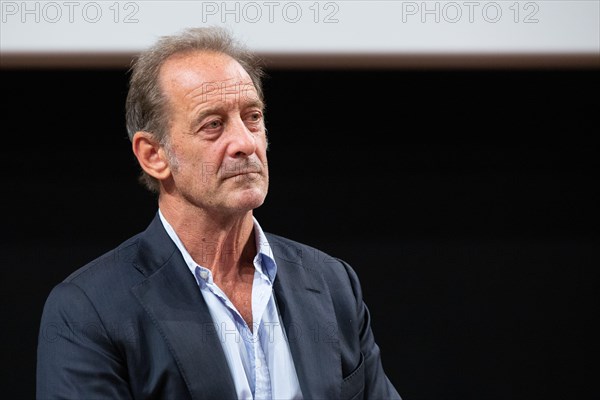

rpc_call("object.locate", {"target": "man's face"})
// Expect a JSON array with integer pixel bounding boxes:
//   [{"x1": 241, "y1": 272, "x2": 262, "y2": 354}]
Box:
[{"x1": 158, "y1": 51, "x2": 269, "y2": 216}]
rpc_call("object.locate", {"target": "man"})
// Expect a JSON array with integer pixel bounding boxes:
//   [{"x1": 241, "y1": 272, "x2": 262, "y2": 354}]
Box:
[{"x1": 36, "y1": 26, "x2": 401, "y2": 400}]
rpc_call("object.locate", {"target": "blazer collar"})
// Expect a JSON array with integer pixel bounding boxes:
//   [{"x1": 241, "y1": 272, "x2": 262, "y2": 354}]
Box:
[
  {"x1": 268, "y1": 233, "x2": 342, "y2": 400},
  {"x1": 131, "y1": 213, "x2": 178, "y2": 278},
  {"x1": 131, "y1": 214, "x2": 237, "y2": 400}
]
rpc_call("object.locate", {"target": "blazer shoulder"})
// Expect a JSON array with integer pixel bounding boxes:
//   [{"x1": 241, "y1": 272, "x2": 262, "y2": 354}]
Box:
[
  {"x1": 265, "y1": 232, "x2": 337, "y2": 263},
  {"x1": 264, "y1": 231, "x2": 356, "y2": 283},
  {"x1": 61, "y1": 232, "x2": 144, "y2": 291}
]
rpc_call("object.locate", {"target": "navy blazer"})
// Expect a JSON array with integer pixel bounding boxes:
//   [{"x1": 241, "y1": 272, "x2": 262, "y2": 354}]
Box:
[{"x1": 37, "y1": 214, "x2": 401, "y2": 400}]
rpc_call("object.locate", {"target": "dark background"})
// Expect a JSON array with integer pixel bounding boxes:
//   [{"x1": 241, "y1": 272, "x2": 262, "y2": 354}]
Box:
[{"x1": 2, "y1": 67, "x2": 598, "y2": 399}]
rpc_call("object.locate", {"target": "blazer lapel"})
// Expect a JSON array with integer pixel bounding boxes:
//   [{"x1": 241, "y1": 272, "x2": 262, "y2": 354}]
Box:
[
  {"x1": 131, "y1": 215, "x2": 237, "y2": 400},
  {"x1": 270, "y1": 235, "x2": 342, "y2": 400}
]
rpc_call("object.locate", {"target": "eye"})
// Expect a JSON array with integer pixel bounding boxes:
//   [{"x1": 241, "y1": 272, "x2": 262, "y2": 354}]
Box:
[
  {"x1": 248, "y1": 112, "x2": 261, "y2": 121},
  {"x1": 203, "y1": 119, "x2": 223, "y2": 131},
  {"x1": 245, "y1": 111, "x2": 263, "y2": 125},
  {"x1": 244, "y1": 112, "x2": 263, "y2": 132}
]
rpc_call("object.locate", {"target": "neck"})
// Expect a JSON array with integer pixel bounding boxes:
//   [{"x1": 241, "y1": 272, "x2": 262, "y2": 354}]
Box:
[{"x1": 159, "y1": 198, "x2": 257, "y2": 279}]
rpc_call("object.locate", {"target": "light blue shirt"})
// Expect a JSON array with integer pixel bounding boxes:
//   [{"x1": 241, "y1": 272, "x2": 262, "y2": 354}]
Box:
[{"x1": 159, "y1": 210, "x2": 303, "y2": 400}]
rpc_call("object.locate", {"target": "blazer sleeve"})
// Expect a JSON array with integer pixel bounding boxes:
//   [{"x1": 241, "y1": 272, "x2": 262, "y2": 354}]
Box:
[
  {"x1": 36, "y1": 282, "x2": 133, "y2": 400},
  {"x1": 339, "y1": 258, "x2": 402, "y2": 400}
]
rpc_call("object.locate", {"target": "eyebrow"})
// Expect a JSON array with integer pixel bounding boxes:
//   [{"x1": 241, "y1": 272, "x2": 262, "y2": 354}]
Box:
[{"x1": 191, "y1": 99, "x2": 265, "y2": 130}]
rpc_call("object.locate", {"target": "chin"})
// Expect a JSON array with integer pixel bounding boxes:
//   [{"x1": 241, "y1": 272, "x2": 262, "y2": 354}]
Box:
[{"x1": 231, "y1": 189, "x2": 268, "y2": 211}]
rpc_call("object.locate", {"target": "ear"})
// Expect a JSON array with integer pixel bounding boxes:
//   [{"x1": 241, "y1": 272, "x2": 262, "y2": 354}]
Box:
[{"x1": 132, "y1": 132, "x2": 171, "y2": 181}]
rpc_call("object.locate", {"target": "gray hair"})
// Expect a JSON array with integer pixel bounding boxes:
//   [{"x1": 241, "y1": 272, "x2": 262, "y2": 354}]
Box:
[{"x1": 125, "y1": 26, "x2": 265, "y2": 193}]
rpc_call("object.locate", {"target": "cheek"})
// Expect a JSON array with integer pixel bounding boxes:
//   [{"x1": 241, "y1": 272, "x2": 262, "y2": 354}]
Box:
[
  {"x1": 171, "y1": 140, "x2": 200, "y2": 167},
  {"x1": 181, "y1": 148, "x2": 220, "y2": 180},
  {"x1": 257, "y1": 135, "x2": 269, "y2": 153}
]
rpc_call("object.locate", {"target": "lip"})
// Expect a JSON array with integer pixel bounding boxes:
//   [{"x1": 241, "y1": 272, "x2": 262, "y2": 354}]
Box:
[{"x1": 222, "y1": 170, "x2": 262, "y2": 179}]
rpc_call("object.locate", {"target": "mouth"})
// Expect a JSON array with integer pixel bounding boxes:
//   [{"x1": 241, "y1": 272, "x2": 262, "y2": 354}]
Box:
[
  {"x1": 221, "y1": 161, "x2": 265, "y2": 180},
  {"x1": 222, "y1": 170, "x2": 262, "y2": 180}
]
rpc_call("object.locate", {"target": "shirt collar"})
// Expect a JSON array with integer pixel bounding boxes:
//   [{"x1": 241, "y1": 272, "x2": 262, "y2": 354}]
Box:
[
  {"x1": 252, "y1": 217, "x2": 277, "y2": 282},
  {"x1": 158, "y1": 210, "x2": 277, "y2": 283}
]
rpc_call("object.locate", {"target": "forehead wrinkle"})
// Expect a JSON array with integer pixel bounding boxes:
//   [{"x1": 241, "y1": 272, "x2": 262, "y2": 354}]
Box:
[
  {"x1": 186, "y1": 77, "x2": 257, "y2": 102},
  {"x1": 184, "y1": 78, "x2": 261, "y2": 118}
]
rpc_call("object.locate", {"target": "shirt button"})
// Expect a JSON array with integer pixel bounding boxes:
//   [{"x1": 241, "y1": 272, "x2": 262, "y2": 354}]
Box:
[{"x1": 199, "y1": 270, "x2": 209, "y2": 280}]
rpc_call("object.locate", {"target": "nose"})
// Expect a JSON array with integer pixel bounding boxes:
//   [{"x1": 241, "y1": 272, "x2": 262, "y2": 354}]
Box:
[{"x1": 226, "y1": 117, "x2": 257, "y2": 158}]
